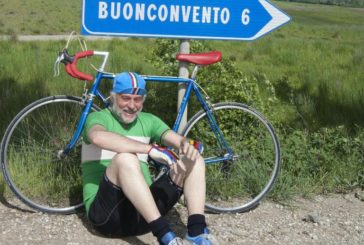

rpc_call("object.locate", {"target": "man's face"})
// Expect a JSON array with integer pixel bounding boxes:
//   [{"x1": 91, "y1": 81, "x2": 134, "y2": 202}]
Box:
[{"x1": 112, "y1": 93, "x2": 144, "y2": 124}]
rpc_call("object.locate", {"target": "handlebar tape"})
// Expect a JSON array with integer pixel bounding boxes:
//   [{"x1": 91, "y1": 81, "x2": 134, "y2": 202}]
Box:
[
  {"x1": 65, "y1": 50, "x2": 94, "y2": 81},
  {"x1": 65, "y1": 63, "x2": 78, "y2": 78}
]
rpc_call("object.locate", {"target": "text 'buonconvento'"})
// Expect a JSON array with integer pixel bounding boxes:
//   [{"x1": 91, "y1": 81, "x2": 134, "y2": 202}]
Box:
[{"x1": 98, "y1": 1, "x2": 251, "y2": 26}]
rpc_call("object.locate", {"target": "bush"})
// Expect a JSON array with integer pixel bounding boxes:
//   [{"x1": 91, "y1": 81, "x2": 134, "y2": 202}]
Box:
[{"x1": 272, "y1": 126, "x2": 364, "y2": 200}]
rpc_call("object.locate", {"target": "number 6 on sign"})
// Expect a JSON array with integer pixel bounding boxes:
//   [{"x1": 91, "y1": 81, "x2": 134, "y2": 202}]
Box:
[{"x1": 241, "y1": 9, "x2": 250, "y2": 25}]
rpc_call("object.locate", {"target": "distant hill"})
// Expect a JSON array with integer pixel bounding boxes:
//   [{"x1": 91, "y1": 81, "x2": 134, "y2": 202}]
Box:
[{"x1": 277, "y1": 0, "x2": 364, "y2": 8}]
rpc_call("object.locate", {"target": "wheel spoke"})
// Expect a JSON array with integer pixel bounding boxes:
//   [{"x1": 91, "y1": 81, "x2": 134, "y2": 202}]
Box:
[{"x1": 1, "y1": 96, "x2": 99, "y2": 214}]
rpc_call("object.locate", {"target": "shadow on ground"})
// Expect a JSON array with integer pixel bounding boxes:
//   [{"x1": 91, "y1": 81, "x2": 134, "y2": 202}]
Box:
[{"x1": 76, "y1": 206, "x2": 185, "y2": 244}]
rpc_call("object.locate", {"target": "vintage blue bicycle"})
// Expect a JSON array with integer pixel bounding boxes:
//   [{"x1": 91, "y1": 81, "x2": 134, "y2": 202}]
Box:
[{"x1": 0, "y1": 39, "x2": 280, "y2": 214}]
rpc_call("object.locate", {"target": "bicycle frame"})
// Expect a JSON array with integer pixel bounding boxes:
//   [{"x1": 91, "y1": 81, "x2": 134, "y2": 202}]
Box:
[{"x1": 60, "y1": 69, "x2": 232, "y2": 165}]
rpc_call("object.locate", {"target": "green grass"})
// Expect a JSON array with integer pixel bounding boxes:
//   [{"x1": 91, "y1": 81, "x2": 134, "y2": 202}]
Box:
[
  {"x1": 3, "y1": 142, "x2": 83, "y2": 207},
  {"x1": 0, "y1": 1, "x2": 80, "y2": 35}
]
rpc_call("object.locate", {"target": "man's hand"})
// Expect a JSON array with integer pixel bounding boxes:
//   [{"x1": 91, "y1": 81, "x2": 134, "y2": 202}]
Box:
[
  {"x1": 148, "y1": 144, "x2": 179, "y2": 166},
  {"x1": 180, "y1": 139, "x2": 203, "y2": 162},
  {"x1": 189, "y1": 140, "x2": 204, "y2": 154}
]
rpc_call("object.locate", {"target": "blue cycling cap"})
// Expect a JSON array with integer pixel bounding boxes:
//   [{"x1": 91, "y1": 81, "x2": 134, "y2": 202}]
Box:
[{"x1": 112, "y1": 72, "x2": 147, "y2": 95}]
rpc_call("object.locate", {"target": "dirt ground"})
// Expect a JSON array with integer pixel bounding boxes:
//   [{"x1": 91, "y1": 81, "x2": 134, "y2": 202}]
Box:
[{"x1": 0, "y1": 191, "x2": 363, "y2": 244}]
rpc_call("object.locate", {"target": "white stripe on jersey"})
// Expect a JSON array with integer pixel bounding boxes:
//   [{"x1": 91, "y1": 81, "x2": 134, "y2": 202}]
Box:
[{"x1": 81, "y1": 136, "x2": 150, "y2": 163}]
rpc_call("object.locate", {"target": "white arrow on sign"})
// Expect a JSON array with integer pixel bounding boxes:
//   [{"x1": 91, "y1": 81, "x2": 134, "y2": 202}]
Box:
[{"x1": 252, "y1": 0, "x2": 291, "y2": 40}]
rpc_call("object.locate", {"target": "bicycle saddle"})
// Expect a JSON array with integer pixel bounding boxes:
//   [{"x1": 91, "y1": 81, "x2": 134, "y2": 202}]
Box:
[{"x1": 176, "y1": 51, "x2": 222, "y2": 65}]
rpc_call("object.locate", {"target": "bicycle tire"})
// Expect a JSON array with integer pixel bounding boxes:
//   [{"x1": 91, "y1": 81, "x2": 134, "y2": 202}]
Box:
[
  {"x1": 0, "y1": 95, "x2": 100, "y2": 214},
  {"x1": 182, "y1": 102, "x2": 280, "y2": 213}
]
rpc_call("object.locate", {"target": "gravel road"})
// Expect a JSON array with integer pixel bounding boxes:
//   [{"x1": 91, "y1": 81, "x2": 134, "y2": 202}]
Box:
[{"x1": 1, "y1": 191, "x2": 363, "y2": 244}]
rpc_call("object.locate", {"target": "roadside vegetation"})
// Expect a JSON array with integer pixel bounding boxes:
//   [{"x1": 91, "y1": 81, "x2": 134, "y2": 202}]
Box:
[{"x1": 0, "y1": 1, "x2": 363, "y2": 203}]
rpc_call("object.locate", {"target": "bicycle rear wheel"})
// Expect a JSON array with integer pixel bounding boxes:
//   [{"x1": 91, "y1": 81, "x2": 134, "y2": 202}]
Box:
[
  {"x1": 182, "y1": 102, "x2": 280, "y2": 213},
  {"x1": 0, "y1": 95, "x2": 100, "y2": 214}
]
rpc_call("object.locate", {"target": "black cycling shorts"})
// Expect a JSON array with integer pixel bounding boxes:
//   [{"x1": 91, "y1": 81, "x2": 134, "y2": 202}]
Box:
[{"x1": 88, "y1": 171, "x2": 183, "y2": 237}]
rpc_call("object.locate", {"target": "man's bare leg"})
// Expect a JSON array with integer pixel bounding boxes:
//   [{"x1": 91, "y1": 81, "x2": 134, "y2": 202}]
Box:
[
  {"x1": 169, "y1": 155, "x2": 206, "y2": 215},
  {"x1": 105, "y1": 153, "x2": 185, "y2": 244},
  {"x1": 105, "y1": 153, "x2": 161, "y2": 222}
]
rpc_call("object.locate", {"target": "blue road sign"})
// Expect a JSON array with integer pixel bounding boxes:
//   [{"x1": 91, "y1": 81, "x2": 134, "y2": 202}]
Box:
[{"x1": 81, "y1": 0, "x2": 290, "y2": 41}]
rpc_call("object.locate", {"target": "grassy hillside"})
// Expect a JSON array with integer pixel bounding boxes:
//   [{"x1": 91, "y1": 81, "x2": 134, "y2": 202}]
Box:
[
  {"x1": 0, "y1": 0, "x2": 81, "y2": 34},
  {"x1": 277, "y1": 0, "x2": 364, "y2": 8}
]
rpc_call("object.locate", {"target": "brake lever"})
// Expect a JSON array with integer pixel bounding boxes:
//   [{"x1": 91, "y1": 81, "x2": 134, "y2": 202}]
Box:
[
  {"x1": 53, "y1": 49, "x2": 75, "y2": 77},
  {"x1": 53, "y1": 52, "x2": 64, "y2": 77}
]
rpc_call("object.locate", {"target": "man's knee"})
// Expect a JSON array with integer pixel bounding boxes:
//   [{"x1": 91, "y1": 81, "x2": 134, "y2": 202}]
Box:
[
  {"x1": 106, "y1": 153, "x2": 141, "y2": 179},
  {"x1": 113, "y1": 152, "x2": 138, "y2": 164},
  {"x1": 185, "y1": 155, "x2": 205, "y2": 172},
  {"x1": 169, "y1": 155, "x2": 205, "y2": 186}
]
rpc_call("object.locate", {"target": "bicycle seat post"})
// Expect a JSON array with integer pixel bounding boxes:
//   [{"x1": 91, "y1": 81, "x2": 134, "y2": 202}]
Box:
[{"x1": 191, "y1": 65, "x2": 200, "y2": 80}]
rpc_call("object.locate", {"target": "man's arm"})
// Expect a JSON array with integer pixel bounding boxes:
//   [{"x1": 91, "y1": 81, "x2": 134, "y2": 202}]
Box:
[
  {"x1": 87, "y1": 124, "x2": 150, "y2": 154},
  {"x1": 88, "y1": 125, "x2": 183, "y2": 166}
]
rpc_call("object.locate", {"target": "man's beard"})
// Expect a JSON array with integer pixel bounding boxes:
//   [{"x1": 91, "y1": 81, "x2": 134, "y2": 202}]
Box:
[{"x1": 111, "y1": 103, "x2": 142, "y2": 124}]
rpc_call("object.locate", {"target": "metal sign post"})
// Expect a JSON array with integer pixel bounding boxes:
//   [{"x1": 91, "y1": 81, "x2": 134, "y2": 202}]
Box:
[{"x1": 177, "y1": 40, "x2": 190, "y2": 133}]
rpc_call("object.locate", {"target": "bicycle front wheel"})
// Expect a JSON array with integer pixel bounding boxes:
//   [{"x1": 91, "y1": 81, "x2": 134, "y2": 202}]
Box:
[
  {"x1": 182, "y1": 102, "x2": 280, "y2": 213},
  {"x1": 0, "y1": 95, "x2": 99, "y2": 214}
]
